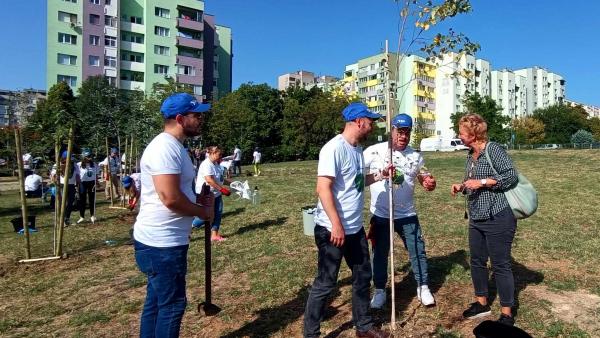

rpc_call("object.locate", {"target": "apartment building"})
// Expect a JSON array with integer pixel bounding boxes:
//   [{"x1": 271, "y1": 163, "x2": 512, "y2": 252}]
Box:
[
  {"x1": 0, "y1": 89, "x2": 47, "y2": 127},
  {"x1": 47, "y1": 0, "x2": 232, "y2": 101},
  {"x1": 565, "y1": 99, "x2": 600, "y2": 118},
  {"x1": 490, "y1": 69, "x2": 528, "y2": 118},
  {"x1": 277, "y1": 71, "x2": 338, "y2": 91},
  {"x1": 396, "y1": 54, "x2": 436, "y2": 136},
  {"x1": 514, "y1": 66, "x2": 565, "y2": 114}
]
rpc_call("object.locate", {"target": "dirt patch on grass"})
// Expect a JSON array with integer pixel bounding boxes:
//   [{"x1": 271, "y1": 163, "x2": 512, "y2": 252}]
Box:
[{"x1": 526, "y1": 285, "x2": 600, "y2": 336}]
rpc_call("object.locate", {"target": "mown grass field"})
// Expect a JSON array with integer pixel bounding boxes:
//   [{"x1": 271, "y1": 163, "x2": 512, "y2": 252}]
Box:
[{"x1": 0, "y1": 149, "x2": 599, "y2": 337}]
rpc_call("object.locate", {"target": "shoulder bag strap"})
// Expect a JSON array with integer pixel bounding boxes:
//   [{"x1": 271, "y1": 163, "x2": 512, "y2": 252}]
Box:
[{"x1": 483, "y1": 142, "x2": 500, "y2": 176}]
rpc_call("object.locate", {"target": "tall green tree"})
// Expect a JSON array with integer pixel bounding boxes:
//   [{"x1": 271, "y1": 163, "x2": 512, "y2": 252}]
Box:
[
  {"x1": 533, "y1": 104, "x2": 589, "y2": 143},
  {"x1": 204, "y1": 83, "x2": 283, "y2": 162},
  {"x1": 588, "y1": 117, "x2": 600, "y2": 141},
  {"x1": 26, "y1": 81, "x2": 76, "y2": 156},
  {"x1": 281, "y1": 87, "x2": 349, "y2": 160},
  {"x1": 511, "y1": 117, "x2": 545, "y2": 145},
  {"x1": 74, "y1": 76, "x2": 122, "y2": 153},
  {"x1": 450, "y1": 93, "x2": 510, "y2": 143}
]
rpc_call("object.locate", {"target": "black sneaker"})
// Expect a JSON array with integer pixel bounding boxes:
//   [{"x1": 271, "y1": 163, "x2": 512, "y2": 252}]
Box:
[
  {"x1": 497, "y1": 313, "x2": 515, "y2": 326},
  {"x1": 463, "y1": 302, "x2": 491, "y2": 319}
]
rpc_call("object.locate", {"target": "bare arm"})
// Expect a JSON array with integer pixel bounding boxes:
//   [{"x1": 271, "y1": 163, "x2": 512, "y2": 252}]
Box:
[
  {"x1": 204, "y1": 175, "x2": 222, "y2": 190},
  {"x1": 316, "y1": 176, "x2": 344, "y2": 247},
  {"x1": 153, "y1": 174, "x2": 212, "y2": 219}
]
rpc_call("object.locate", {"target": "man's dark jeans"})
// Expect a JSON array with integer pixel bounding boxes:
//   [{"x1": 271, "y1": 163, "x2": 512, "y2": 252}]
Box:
[
  {"x1": 304, "y1": 225, "x2": 373, "y2": 337},
  {"x1": 469, "y1": 207, "x2": 517, "y2": 307},
  {"x1": 134, "y1": 240, "x2": 189, "y2": 338}
]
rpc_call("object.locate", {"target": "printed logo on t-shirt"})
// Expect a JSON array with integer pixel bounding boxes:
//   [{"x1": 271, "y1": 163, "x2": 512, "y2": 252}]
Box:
[{"x1": 354, "y1": 170, "x2": 364, "y2": 192}]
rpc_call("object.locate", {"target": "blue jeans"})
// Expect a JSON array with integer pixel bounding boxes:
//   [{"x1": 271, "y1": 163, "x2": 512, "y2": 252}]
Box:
[
  {"x1": 304, "y1": 225, "x2": 373, "y2": 337},
  {"x1": 134, "y1": 240, "x2": 189, "y2": 338},
  {"x1": 469, "y1": 207, "x2": 516, "y2": 307},
  {"x1": 211, "y1": 195, "x2": 223, "y2": 232},
  {"x1": 371, "y1": 215, "x2": 429, "y2": 289}
]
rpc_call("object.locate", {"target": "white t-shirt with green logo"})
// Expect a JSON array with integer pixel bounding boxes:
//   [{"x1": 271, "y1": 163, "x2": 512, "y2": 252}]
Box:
[
  {"x1": 314, "y1": 134, "x2": 366, "y2": 235},
  {"x1": 363, "y1": 142, "x2": 424, "y2": 219}
]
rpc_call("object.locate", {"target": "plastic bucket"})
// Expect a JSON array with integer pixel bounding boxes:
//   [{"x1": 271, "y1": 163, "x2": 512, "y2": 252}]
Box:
[{"x1": 302, "y1": 207, "x2": 316, "y2": 236}]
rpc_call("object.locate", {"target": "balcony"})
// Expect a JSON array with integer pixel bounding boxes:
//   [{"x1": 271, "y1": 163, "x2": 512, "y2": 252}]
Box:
[
  {"x1": 121, "y1": 21, "x2": 145, "y2": 34},
  {"x1": 120, "y1": 80, "x2": 144, "y2": 91},
  {"x1": 177, "y1": 18, "x2": 203, "y2": 31},
  {"x1": 176, "y1": 74, "x2": 203, "y2": 85},
  {"x1": 121, "y1": 60, "x2": 145, "y2": 72},
  {"x1": 176, "y1": 55, "x2": 203, "y2": 69},
  {"x1": 176, "y1": 36, "x2": 203, "y2": 50},
  {"x1": 121, "y1": 41, "x2": 145, "y2": 53}
]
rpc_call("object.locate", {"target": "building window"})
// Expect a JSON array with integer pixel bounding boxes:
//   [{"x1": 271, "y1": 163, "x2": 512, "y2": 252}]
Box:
[
  {"x1": 154, "y1": 64, "x2": 169, "y2": 75},
  {"x1": 89, "y1": 35, "x2": 99, "y2": 45},
  {"x1": 57, "y1": 53, "x2": 77, "y2": 65},
  {"x1": 155, "y1": 7, "x2": 170, "y2": 18},
  {"x1": 154, "y1": 26, "x2": 170, "y2": 37},
  {"x1": 177, "y1": 65, "x2": 195, "y2": 76},
  {"x1": 122, "y1": 53, "x2": 143, "y2": 63},
  {"x1": 104, "y1": 56, "x2": 117, "y2": 68},
  {"x1": 104, "y1": 15, "x2": 117, "y2": 27},
  {"x1": 58, "y1": 11, "x2": 77, "y2": 23},
  {"x1": 57, "y1": 75, "x2": 77, "y2": 87},
  {"x1": 193, "y1": 85, "x2": 202, "y2": 95},
  {"x1": 154, "y1": 45, "x2": 170, "y2": 55},
  {"x1": 105, "y1": 0, "x2": 111, "y2": 5},
  {"x1": 129, "y1": 16, "x2": 142, "y2": 24},
  {"x1": 104, "y1": 36, "x2": 117, "y2": 47},
  {"x1": 106, "y1": 76, "x2": 116, "y2": 86},
  {"x1": 89, "y1": 14, "x2": 100, "y2": 25},
  {"x1": 58, "y1": 33, "x2": 77, "y2": 44},
  {"x1": 89, "y1": 55, "x2": 100, "y2": 66},
  {"x1": 122, "y1": 33, "x2": 144, "y2": 44},
  {"x1": 89, "y1": 0, "x2": 100, "y2": 4},
  {"x1": 62, "y1": 0, "x2": 77, "y2": 3}
]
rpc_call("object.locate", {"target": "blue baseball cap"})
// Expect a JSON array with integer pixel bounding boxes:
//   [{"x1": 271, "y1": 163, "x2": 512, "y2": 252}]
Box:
[
  {"x1": 392, "y1": 113, "x2": 413, "y2": 129},
  {"x1": 61, "y1": 150, "x2": 73, "y2": 159},
  {"x1": 160, "y1": 93, "x2": 211, "y2": 118},
  {"x1": 342, "y1": 102, "x2": 383, "y2": 121},
  {"x1": 122, "y1": 175, "x2": 133, "y2": 189}
]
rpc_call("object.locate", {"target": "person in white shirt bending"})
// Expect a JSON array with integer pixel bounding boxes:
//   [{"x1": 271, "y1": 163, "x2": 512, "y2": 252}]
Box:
[
  {"x1": 24, "y1": 170, "x2": 43, "y2": 198},
  {"x1": 195, "y1": 146, "x2": 232, "y2": 241}
]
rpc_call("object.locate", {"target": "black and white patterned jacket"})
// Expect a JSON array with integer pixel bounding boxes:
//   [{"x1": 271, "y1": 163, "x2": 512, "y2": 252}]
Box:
[{"x1": 463, "y1": 142, "x2": 518, "y2": 221}]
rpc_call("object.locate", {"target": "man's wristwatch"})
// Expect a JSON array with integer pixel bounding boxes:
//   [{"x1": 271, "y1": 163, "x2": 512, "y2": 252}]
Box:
[{"x1": 480, "y1": 178, "x2": 488, "y2": 187}]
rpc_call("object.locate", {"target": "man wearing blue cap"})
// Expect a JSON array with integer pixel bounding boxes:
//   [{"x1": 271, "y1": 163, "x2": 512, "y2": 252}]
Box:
[
  {"x1": 304, "y1": 102, "x2": 390, "y2": 338},
  {"x1": 133, "y1": 93, "x2": 214, "y2": 338},
  {"x1": 363, "y1": 113, "x2": 437, "y2": 309}
]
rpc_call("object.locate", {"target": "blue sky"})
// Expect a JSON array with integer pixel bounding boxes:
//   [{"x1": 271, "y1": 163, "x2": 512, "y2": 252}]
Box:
[{"x1": 1, "y1": 0, "x2": 598, "y2": 106}]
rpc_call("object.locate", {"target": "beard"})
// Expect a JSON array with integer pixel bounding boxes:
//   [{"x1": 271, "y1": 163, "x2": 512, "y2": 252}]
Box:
[{"x1": 182, "y1": 121, "x2": 202, "y2": 137}]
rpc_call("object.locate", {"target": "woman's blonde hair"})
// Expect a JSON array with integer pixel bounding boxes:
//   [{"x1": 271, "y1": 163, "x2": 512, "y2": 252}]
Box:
[{"x1": 459, "y1": 113, "x2": 488, "y2": 142}]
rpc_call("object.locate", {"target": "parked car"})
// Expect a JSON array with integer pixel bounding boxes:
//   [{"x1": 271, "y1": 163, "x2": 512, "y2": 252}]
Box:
[
  {"x1": 536, "y1": 144, "x2": 559, "y2": 150},
  {"x1": 420, "y1": 137, "x2": 468, "y2": 151}
]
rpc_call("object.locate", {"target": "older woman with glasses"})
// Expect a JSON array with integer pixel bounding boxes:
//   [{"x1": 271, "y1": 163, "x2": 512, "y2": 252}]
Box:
[{"x1": 450, "y1": 113, "x2": 519, "y2": 326}]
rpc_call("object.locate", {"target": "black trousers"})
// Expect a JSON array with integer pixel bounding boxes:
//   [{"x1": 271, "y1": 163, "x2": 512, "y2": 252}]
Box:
[
  {"x1": 304, "y1": 225, "x2": 373, "y2": 337},
  {"x1": 469, "y1": 207, "x2": 517, "y2": 307},
  {"x1": 79, "y1": 181, "x2": 96, "y2": 217}
]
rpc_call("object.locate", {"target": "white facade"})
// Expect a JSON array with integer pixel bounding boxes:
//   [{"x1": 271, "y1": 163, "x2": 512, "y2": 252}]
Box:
[
  {"x1": 514, "y1": 67, "x2": 565, "y2": 114},
  {"x1": 277, "y1": 70, "x2": 316, "y2": 91},
  {"x1": 565, "y1": 99, "x2": 600, "y2": 118}
]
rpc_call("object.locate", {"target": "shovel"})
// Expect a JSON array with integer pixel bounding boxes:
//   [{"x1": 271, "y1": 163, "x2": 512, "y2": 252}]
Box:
[{"x1": 198, "y1": 184, "x2": 221, "y2": 316}]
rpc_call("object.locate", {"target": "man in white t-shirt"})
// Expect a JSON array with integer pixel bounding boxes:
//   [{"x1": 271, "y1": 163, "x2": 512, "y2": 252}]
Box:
[
  {"x1": 363, "y1": 113, "x2": 437, "y2": 309},
  {"x1": 304, "y1": 102, "x2": 390, "y2": 338},
  {"x1": 24, "y1": 170, "x2": 43, "y2": 198},
  {"x1": 252, "y1": 147, "x2": 262, "y2": 176},
  {"x1": 100, "y1": 148, "x2": 121, "y2": 200},
  {"x1": 133, "y1": 93, "x2": 214, "y2": 337},
  {"x1": 232, "y1": 145, "x2": 242, "y2": 176}
]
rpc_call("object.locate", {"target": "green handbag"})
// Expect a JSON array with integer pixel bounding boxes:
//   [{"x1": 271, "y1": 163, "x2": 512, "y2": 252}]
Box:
[{"x1": 484, "y1": 144, "x2": 538, "y2": 219}]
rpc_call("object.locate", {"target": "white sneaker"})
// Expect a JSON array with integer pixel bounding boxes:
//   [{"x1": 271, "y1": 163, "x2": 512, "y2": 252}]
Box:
[
  {"x1": 417, "y1": 285, "x2": 435, "y2": 306},
  {"x1": 77, "y1": 217, "x2": 85, "y2": 224},
  {"x1": 90, "y1": 216, "x2": 96, "y2": 224},
  {"x1": 370, "y1": 289, "x2": 386, "y2": 309}
]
